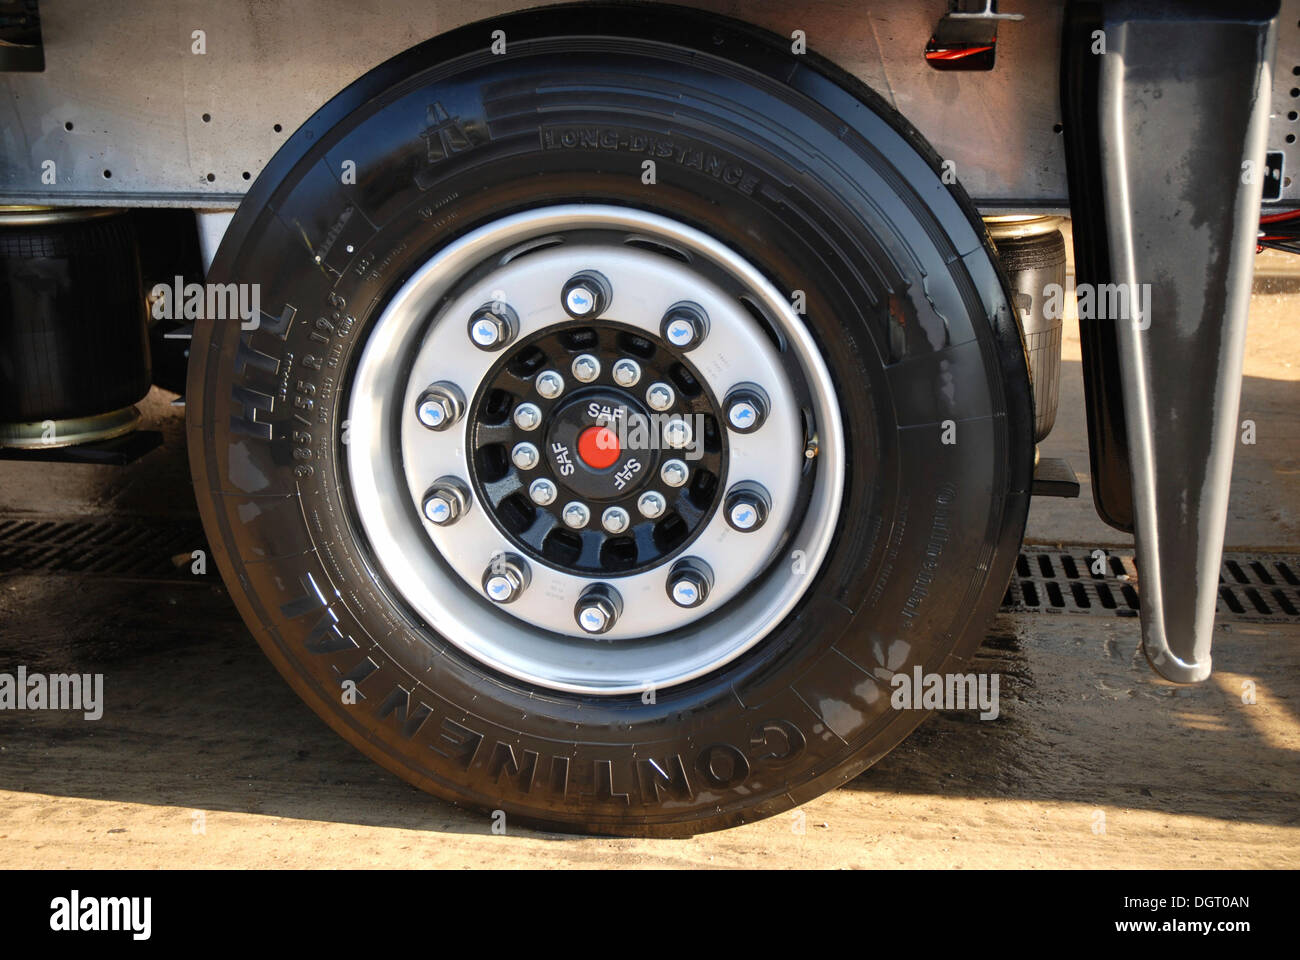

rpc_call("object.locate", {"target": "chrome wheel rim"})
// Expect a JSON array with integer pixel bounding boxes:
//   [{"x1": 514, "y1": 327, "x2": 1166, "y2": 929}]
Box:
[{"x1": 346, "y1": 205, "x2": 844, "y2": 694}]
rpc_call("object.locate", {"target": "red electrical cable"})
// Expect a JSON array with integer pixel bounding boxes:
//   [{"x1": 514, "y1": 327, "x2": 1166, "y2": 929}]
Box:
[
  {"x1": 924, "y1": 45, "x2": 994, "y2": 60},
  {"x1": 1259, "y1": 208, "x2": 1300, "y2": 224}
]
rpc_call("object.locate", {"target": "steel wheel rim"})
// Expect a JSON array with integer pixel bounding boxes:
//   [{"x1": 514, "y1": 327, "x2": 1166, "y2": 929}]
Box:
[{"x1": 346, "y1": 205, "x2": 844, "y2": 694}]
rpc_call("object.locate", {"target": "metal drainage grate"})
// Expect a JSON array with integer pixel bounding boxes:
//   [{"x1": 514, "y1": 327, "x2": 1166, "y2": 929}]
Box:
[
  {"x1": 1002, "y1": 546, "x2": 1300, "y2": 623},
  {"x1": 0, "y1": 516, "x2": 207, "y2": 579},
  {"x1": 1, "y1": 519, "x2": 1297, "y2": 623}
]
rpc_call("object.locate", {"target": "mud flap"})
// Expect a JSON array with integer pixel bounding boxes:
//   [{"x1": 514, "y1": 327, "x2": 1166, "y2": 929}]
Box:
[{"x1": 1063, "y1": 1, "x2": 1278, "y2": 682}]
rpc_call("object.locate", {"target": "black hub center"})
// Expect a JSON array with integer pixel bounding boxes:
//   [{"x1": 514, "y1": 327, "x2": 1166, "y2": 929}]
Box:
[
  {"x1": 466, "y1": 321, "x2": 728, "y2": 576},
  {"x1": 545, "y1": 389, "x2": 660, "y2": 501}
]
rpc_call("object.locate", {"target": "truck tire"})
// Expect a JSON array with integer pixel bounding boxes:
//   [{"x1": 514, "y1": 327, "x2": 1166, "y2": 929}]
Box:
[{"x1": 187, "y1": 3, "x2": 1033, "y2": 836}]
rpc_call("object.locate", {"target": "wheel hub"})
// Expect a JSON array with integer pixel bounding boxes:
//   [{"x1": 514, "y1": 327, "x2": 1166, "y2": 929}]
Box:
[
  {"x1": 544, "y1": 389, "x2": 655, "y2": 497},
  {"x1": 344, "y1": 205, "x2": 844, "y2": 693},
  {"x1": 467, "y1": 321, "x2": 728, "y2": 576}
]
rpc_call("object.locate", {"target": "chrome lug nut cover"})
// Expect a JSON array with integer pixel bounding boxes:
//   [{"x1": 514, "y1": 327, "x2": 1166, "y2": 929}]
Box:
[
  {"x1": 667, "y1": 558, "x2": 714, "y2": 608},
  {"x1": 423, "y1": 495, "x2": 455, "y2": 525},
  {"x1": 611, "y1": 358, "x2": 642, "y2": 387},
  {"x1": 528, "y1": 478, "x2": 557, "y2": 505},
  {"x1": 482, "y1": 553, "x2": 531, "y2": 604},
  {"x1": 561, "y1": 270, "x2": 611, "y2": 319},
  {"x1": 646, "y1": 382, "x2": 675, "y2": 412},
  {"x1": 535, "y1": 370, "x2": 565, "y2": 399},
  {"x1": 416, "y1": 381, "x2": 465, "y2": 431},
  {"x1": 565, "y1": 286, "x2": 596, "y2": 316},
  {"x1": 724, "y1": 383, "x2": 771, "y2": 434},
  {"x1": 511, "y1": 442, "x2": 540, "y2": 470},
  {"x1": 662, "y1": 416, "x2": 692, "y2": 449},
  {"x1": 512, "y1": 402, "x2": 542, "y2": 431},
  {"x1": 725, "y1": 481, "x2": 771, "y2": 531},
  {"x1": 562, "y1": 501, "x2": 591, "y2": 529},
  {"x1": 467, "y1": 301, "x2": 518, "y2": 350},
  {"x1": 571, "y1": 354, "x2": 601, "y2": 383},
  {"x1": 575, "y1": 584, "x2": 623, "y2": 634},
  {"x1": 601, "y1": 506, "x2": 631, "y2": 534},
  {"x1": 660, "y1": 302, "x2": 709, "y2": 350},
  {"x1": 660, "y1": 459, "x2": 689, "y2": 488},
  {"x1": 636, "y1": 490, "x2": 667, "y2": 518},
  {"x1": 417, "y1": 397, "x2": 450, "y2": 430},
  {"x1": 421, "y1": 477, "x2": 471, "y2": 526}
]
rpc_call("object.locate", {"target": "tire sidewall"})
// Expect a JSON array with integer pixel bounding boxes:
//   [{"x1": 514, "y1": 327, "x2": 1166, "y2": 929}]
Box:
[{"x1": 188, "y1": 6, "x2": 1032, "y2": 835}]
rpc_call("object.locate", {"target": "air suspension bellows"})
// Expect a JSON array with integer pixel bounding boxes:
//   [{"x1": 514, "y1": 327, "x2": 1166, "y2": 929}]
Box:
[
  {"x1": 0, "y1": 207, "x2": 149, "y2": 448},
  {"x1": 987, "y1": 215, "x2": 1067, "y2": 443}
]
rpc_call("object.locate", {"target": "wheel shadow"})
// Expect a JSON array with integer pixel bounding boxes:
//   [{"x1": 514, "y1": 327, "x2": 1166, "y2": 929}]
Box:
[{"x1": 1, "y1": 571, "x2": 1296, "y2": 833}]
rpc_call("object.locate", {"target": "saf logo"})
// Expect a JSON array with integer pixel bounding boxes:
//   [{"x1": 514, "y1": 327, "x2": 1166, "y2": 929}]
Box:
[
  {"x1": 612, "y1": 458, "x2": 642, "y2": 490},
  {"x1": 551, "y1": 442, "x2": 575, "y2": 477}
]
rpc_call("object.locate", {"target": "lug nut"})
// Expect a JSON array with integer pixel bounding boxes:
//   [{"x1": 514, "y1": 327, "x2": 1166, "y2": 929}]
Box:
[
  {"x1": 724, "y1": 383, "x2": 770, "y2": 434},
  {"x1": 562, "y1": 501, "x2": 591, "y2": 529},
  {"x1": 724, "y1": 481, "x2": 771, "y2": 532},
  {"x1": 511, "y1": 442, "x2": 540, "y2": 470},
  {"x1": 535, "y1": 370, "x2": 565, "y2": 399},
  {"x1": 611, "y1": 358, "x2": 642, "y2": 388},
  {"x1": 667, "y1": 558, "x2": 714, "y2": 608},
  {"x1": 571, "y1": 354, "x2": 601, "y2": 383},
  {"x1": 646, "y1": 382, "x2": 676, "y2": 412},
  {"x1": 417, "y1": 396, "x2": 451, "y2": 430},
  {"x1": 637, "y1": 490, "x2": 667, "y2": 519},
  {"x1": 467, "y1": 301, "x2": 518, "y2": 350},
  {"x1": 423, "y1": 495, "x2": 456, "y2": 525},
  {"x1": 574, "y1": 583, "x2": 623, "y2": 634},
  {"x1": 529, "y1": 478, "x2": 557, "y2": 505},
  {"x1": 482, "y1": 553, "x2": 531, "y2": 604},
  {"x1": 562, "y1": 271, "x2": 612, "y2": 319},
  {"x1": 513, "y1": 402, "x2": 542, "y2": 431},
  {"x1": 416, "y1": 381, "x2": 465, "y2": 431},
  {"x1": 662, "y1": 416, "x2": 693, "y2": 450},
  {"x1": 601, "y1": 506, "x2": 631, "y2": 534},
  {"x1": 660, "y1": 459, "x2": 689, "y2": 487},
  {"x1": 660, "y1": 302, "x2": 709, "y2": 350},
  {"x1": 422, "y1": 477, "x2": 471, "y2": 526}
]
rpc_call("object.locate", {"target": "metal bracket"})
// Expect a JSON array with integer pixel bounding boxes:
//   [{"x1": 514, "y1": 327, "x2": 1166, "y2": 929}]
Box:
[
  {"x1": 1032, "y1": 457, "x2": 1081, "y2": 498},
  {"x1": 925, "y1": 0, "x2": 1024, "y2": 70}
]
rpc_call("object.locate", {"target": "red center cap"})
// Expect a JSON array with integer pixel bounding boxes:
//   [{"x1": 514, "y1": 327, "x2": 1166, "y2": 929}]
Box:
[{"x1": 577, "y1": 425, "x2": 620, "y2": 469}]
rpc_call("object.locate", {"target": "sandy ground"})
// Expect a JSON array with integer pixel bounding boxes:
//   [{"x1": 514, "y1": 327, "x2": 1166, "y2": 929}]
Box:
[
  {"x1": 0, "y1": 579, "x2": 1296, "y2": 868},
  {"x1": 0, "y1": 240, "x2": 1296, "y2": 868}
]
